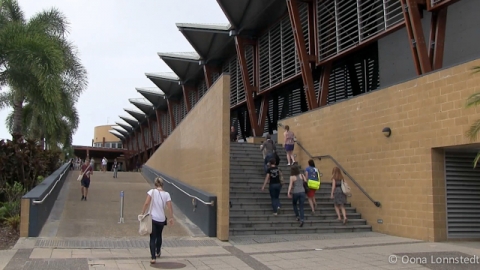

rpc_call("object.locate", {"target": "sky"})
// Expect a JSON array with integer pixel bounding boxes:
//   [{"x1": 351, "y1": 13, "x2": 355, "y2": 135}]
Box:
[{"x1": 0, "y1": 0, "x2": 229, "y2": 145}]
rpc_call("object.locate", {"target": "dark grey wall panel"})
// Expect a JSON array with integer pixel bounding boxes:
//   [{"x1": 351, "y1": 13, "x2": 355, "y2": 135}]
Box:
[
  {"x1": 443, "y1": 0, "x2": 480, "y2": 67},
  {"x1": 379, "y1": 0, "x2": 480, "y2": 88},
  {"x1": 378, "y1": 12, "x2": 431, "y2": 88},
  {"x1": 141, "y1": 165, "x2": 217, "y2": 237}
]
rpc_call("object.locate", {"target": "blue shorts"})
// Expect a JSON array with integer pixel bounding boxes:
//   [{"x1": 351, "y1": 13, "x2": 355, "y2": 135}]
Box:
[
  {"x1": 285, "y1": 144, "x2": 294, "y2": 152},
  {"x1": 81, "y1": 177, "x2": 90, "y2": 188}
]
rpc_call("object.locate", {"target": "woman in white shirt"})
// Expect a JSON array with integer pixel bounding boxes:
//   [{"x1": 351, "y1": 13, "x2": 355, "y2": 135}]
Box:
[{"x1": 140, "y1": 177, "x2": 174, "y2": 264}]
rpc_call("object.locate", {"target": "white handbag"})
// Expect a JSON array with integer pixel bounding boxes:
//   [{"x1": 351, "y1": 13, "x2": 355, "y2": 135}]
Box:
[
  {"x1": 138, "y1": 189, "x2": 155, "y2": 236},
  {"x1": 341, "y1": 180, "x2": 352, "y2": 197}
]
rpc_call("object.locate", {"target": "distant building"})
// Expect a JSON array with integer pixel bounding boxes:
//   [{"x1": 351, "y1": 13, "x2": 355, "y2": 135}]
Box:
[{"x1": 72, "y1": 125, "x2": 128, "y2": 171}]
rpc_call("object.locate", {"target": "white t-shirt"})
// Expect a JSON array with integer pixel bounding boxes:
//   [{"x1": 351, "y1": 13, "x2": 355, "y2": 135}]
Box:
[
  {"x1": 102, "y1": 158, "x2": 107, "y2": 165},
  {"x1": 147, "y1": 189, "x2": 171, "y2": 222}
]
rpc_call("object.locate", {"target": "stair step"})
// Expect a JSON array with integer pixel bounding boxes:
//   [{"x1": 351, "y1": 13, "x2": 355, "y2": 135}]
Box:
[
  {"x1": 230, "y1": 184, "x2": 332, "y2": 189},
  {"x1": 230, "y1": 219, "x2": 367, "y2": 228},
  {"x1": 230, "y1": 196, "x2": 334, "y2": 201},
  {"x1": 229, "y1": 225, "x2": 372, "y2": 236},
  {"x1": 230, "y1": 213, "x2": 362, "y2": 221},
  {"x1": 230, "y1": 191, "x2": 333, "y2": 197},
  {"x1": 228, "y1": 143, "x2": 371, "y2": 236},
  {"x1": 230, "y1": 202, "x2": 351, "y2": 210},
  {"x1": 230, "y1": 207, "x2": 358, "y2": 215}
]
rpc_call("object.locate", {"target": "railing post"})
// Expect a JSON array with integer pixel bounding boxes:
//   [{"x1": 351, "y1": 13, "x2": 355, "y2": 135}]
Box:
[{"x1": 118, "y1": 191, "x2": 125, "y2": 224}]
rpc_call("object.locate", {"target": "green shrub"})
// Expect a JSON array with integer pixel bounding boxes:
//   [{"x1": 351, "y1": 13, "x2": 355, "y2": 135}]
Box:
[
  {"x1": 0, "y1": 201, "x2": 20, "y2": 221},
  {"x1": 5, "y1": 214, "x2": 20, "y2": 231},
  {"x1": 0, "y1": 134, "x2": 60, "y2": 194}
]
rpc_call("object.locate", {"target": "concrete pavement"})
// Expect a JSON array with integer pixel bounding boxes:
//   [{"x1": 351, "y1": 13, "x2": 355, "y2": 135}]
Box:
[
  {"x1": 40, "y1": 171, "x2": 191, "y2": 238},
  {"x1": 3, "y1": 232, "x2": 480, "y2": 269}
]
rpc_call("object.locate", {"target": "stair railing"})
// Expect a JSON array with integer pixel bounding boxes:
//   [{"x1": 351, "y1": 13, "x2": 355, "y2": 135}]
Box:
[{"x1": 277, "y1": 123, "x2": 381, "y2": 207}]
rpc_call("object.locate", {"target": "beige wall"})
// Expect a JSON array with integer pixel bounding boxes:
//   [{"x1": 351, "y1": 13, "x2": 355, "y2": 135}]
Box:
[
  {"x1": 94, "y1": 125, "x2": 120, "y2": 143},
  {"x1": 146, "y1": 75, "x2": 231, "y2": 240},
  {"x1": 279, "y1": 59, "x2": 480, "y2": 242}
]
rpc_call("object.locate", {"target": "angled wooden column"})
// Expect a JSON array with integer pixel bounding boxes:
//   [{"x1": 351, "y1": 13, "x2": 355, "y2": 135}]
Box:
[
  {"x1": 258, "y1": 95, "x2": 269, "y2": 134},
  {"x1": 182, "y1": 85, "x2": 193, "y2": 112},
  {"x1": 196, "y1": 84, "x2": 200, "y2": 103},
  {"x1": 137, "y1": 126, "x2": 146, "y2": 162},
  {"x1": 401, "y1": 0, "x2": 432, "y2": 75},
  {"x1": 287, "y1": 0, "x2": 318, "y2": 111},
  {"x1": 318, "y1": 63, "x2": 332, "y2": 107},
  {"x1": 135, "y1": 130, "x2": 141, "y2": 159},
  {"x1": 307, "y1": 0, "x2": 317, "y2": 59},
  {"x1": 147, "y1": 117, "x2": 155, "y2": 147},
  {"x1": 140, "y1": 124, "x2": 148, "y2": 153},
  {"x1": 203, "y1": 65, "x2": 213, "y2": 88},
  {"x1": 428, "y1": 7, "x2": 448, "y2": 70},
  {"x1": 166, "y1": 100, "x2": 176, "y2": 130},
  {"x1": 155, "y1": 109, "x2": 166, "y2": 143},
  {"x1": 235, "y1": 36, "x2": 262, "y2": 137}
]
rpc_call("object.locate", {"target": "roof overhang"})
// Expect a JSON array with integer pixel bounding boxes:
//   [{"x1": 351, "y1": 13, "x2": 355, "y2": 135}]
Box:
[
  {"x1": 157, "y1": 52, "x2": 203, "y2": 83},
  {"x1": 124, "y1": 108, "x2": 147, "y2": 123},
  {"x1": 145, "y1": 73, "x2": 183, "y2": 101},
  {"x1": 129, "y1": 98, "x2": 155, "y2": 116},
  {"x1": 115, "y1": 121, "x2": 133, "y2": 134},
  {"x1": 72, "y1": 146, "x2": 126, "y2": 160},
  {"x1": 177, "y1": 23, "x2": 235, "y2": 65},
  {"x1": 119, "y1": 116, "x2": 139, "y2": 129},
  {"x1": 136, "y1": 87, "x2": 168, "y2": 111},
  {"x1": 113, "y1": 126, "x2": 129, "y2": 137},
  {"x1": 217, "y1": 0, "x2": 286, "y2": 34},
  {"x1": 109, "y1": 130, "x2": 125, "y2": 141}
]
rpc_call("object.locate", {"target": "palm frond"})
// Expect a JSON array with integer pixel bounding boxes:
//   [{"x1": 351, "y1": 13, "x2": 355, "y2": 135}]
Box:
[
  {"x1": 465, "y1": 92, "x2": 480, "y2": 108},
  {"x1": 0, "y1": 0, "x2": 25, "y2": 25},
  {"x1": 466, "y1": 119, "x2": 480, "y2": 142},
  {"x1": 474, "y1": 152, "x2": 480, "y2": 168},
  {"x1": 26, "y1": 7, "x2": 69, "y2": 37},
  {"x1": 58, "y1": 39, "x2": 88, "y2": 98},
  {"x1": 4, "y1": 110, "x2": 13, "y2": 134},
  {"x1": 0, "y1": 90, "x2": 12, "y2": 109}
]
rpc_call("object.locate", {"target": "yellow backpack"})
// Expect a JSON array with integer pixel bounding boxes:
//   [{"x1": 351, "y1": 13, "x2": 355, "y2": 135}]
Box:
[{"x1": 307, "y1": 168, "x2": 321, "y2": 190}]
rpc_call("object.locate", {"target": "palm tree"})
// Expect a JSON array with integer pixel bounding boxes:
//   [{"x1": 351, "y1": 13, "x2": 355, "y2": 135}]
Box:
[
  {"x1": 0, "y1": 0, "x2": 87, "y2": 139},
  {"x1": 465, "y1": 66, "x2": 480, "y2": 167},
  {"x1": 5, "y1": 97, "x2": 79, "y2": 149}
]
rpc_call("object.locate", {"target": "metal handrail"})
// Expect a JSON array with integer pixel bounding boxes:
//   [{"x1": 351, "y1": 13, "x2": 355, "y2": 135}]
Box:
[
  {"x1": 146, "y1": 168, "x2": 215, "y2": 207},
  {"x1": 32, "y1": 162, "x2": 70, "y2": 205},
  {"x1": 276, "y1": 123, "x2": 381, "y2": 207}
]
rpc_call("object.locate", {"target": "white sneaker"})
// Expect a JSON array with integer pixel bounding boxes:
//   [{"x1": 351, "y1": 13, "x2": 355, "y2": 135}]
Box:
[{"x1": 287, "y1": 163, "x2": 291, "y2": 166}]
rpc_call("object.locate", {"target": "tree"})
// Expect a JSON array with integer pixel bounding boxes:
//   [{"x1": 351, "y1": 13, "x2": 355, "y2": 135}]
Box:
[
  {"x1": 465, "y1": 66, "x2": 480, "y2": 167},
  {"x1": 0, "y1": 0, "x2": 87, "y2": 144}
]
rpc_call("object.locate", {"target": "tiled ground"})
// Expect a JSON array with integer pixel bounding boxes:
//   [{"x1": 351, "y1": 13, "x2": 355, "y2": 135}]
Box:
[{"x1": 3, "y1": 233, "x2": 480, "y2": 270}]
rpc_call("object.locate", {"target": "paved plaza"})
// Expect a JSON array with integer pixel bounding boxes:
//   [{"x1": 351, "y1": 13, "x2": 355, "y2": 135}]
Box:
[{"x1": 1, "y1": 172, "x2": 480, "y2": 269}]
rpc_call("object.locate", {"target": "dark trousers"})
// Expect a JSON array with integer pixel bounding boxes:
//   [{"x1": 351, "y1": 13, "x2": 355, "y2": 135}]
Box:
[
  {"x1": 292, "y1": 192, "x2": 306, "y2": 221},
  {"x1": 269, "y1": 183, "x2": 282, "y2": 213},
  {"x1": 149, "y1": 220, "x2": 165, "y2": 259},
  {"x1": 264, "y1": 153, "x2": 274, "y2": 173}
]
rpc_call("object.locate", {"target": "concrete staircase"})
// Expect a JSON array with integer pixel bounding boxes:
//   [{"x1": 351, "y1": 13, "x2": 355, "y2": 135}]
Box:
[{"x1": 229, "y1": 142, "x2": 372, "y2": 236}]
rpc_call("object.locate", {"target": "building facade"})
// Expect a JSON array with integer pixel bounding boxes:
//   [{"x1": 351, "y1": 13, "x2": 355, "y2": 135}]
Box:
[
  {"x1": 93, "y1": 125, "x2": 123, "y2": 149},
  {"x1": 111, "y1": 0, "x2": 480, "y2": 241},
  {"x1": 73, "y1": 125, "x2": 126, "y2": 171}
]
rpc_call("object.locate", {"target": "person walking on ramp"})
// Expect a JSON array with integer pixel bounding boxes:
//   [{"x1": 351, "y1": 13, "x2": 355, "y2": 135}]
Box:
[{"x1": 80, "y1": 159, "x2": 93, "y2": 201}]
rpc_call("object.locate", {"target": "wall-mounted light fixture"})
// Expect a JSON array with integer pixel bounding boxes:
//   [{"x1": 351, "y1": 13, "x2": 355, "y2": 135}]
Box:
[{"x1": 382, "y1": 127, "x2": 392, "y2": 138}]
